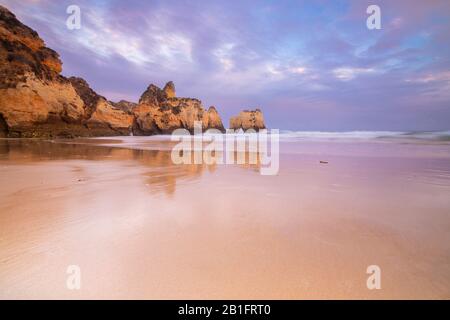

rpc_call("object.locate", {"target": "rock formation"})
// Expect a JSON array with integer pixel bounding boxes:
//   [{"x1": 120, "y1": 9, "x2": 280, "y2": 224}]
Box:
[
  {"x1": 162, "y1": 81, "x2": 175, "y2": 99},
  {"x1": 112, "y1": 100, "x2": 137, "y2": 113},
  {"x1": 229, "y1": 109, "x2": 266, "y2": 131},
  {"x1": 0, "y1": 5, "x2": 258, "y2": 138},
  {"x1": 204, "y1": 106, "x2": 225, "y2": 132},
  {"x1": 132, "y1": 82, "x2": 225, "y2": 135},
  {"x1": 0, "y1": 5, "x2": 133, "y2": 137},
  {"x1": 68, "y1": 77, "x2": 133, "y2": 135}
]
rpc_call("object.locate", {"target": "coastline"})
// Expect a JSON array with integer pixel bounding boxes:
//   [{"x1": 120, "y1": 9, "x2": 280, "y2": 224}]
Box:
[{"x1": 1, "y1": 1, "x2": 450, "y2": 302}]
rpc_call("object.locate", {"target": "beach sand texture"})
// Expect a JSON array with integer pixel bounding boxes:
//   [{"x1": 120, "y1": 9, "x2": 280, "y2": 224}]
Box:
[{"x1": 0, "y1": 136, "x2": 449, "y2": 299}]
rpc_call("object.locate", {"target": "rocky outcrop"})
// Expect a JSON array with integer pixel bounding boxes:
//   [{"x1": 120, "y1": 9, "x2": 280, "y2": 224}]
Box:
[
  {"x1": 67, "y1": 77, "x2": 100, "y2": 118},
  {"x1": 163, "y1": 81, "x2": 175, "y2": 99},
  {"x1": 0, "y1": 5, "x2": 81, "y2": 137},
  {"x1": 229, "y1": 109, "x2": 265, "y2": 131},
  {"x1": 132, "y1": 82, "x2": 225, "y2": 135},
  {"x1": 112, "y1": 100, "x2": 137, "y2": 113},
  {"x1": 139, "y1": 84, "x2": 168, "y2": 105},
  {"x1": 0, "y1": 5, "x2": 134, "y2": 137},
  {"x1": 0, "y1": 73, "x2": 85, "y2": 137},
  {"x1": 86, "y1": 98, "x2": 133, "y2": 135},
  {"x1": 0, "y1": 5, "x2": 252, "y2": 138},
  {"x1": 204, "y1": 106, "x2": 225, "y2": 132},
  {"x1": 0, "y1": 5, "x2": 62, "y2": 89},
  {"x1": 68, "y1": 77, "x2": 133, "y2": 135}
]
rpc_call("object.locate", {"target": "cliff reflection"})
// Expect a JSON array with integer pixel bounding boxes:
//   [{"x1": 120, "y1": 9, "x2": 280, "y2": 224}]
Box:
[{"x1": 0, "y1": 139, "x2": 259, "y2": 195}]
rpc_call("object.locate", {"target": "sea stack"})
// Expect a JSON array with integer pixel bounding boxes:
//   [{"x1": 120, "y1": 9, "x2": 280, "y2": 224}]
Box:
[
  {"x1": 133, "y1": 81, "x2": 226, "y2": 135},
  {"x1": 229, "y1": 109, "x2": 266, "y2": 131}
]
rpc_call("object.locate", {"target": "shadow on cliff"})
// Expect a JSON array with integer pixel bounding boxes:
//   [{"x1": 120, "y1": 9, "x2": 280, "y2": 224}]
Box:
[{"x1": 0, "y1": 113, "x2": 8, "y2": 137}]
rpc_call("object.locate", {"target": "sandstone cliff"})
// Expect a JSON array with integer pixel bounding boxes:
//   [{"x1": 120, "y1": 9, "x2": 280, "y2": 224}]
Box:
[
  {"x1": 112, "y1": 100, "x2": 137, "y2": 113},
  {"x1": 68, "y1": 77, "x2": 133, "y2": 135},
  {"x1": 162, "y1": 81, "x2": 175, "y2": 99},
  {"x1": 0, "y1": 5, "x2": 253, "y2": 138},
  {"x1": 229, "y1": 109, "x2": 266, "y2": 131},
  {"x1": 133, "y1": 82, "x2": 225, "y2": 135},
  {"x1": 204, "y1": 106, "x2": 225, "y2": 132},
  {"x1": 0, "y1": 5, "x2": 133, "y2": 137}
]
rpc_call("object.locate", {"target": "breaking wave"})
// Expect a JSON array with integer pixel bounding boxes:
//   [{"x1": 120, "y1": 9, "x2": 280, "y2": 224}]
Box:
[{"x1": 278, "y1": 130, "x2": 450, "y2": 142}]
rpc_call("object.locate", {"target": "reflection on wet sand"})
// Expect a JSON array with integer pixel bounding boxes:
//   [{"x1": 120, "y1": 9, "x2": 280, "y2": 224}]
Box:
[
  {"x1": 0, "y1": 139, "x2": 263, "y2": 196},
  {"x1": 0, "y1": 139, "x2": 221, "y2": 196},
  {"x1": 1, "y1": 137, "x2": 450, "y2": 299}
]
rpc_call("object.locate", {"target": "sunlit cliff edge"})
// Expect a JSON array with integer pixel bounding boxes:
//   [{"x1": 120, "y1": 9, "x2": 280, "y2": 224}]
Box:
[{"x1": 0, "y1": 5, "x2": 265, "y2": 138}]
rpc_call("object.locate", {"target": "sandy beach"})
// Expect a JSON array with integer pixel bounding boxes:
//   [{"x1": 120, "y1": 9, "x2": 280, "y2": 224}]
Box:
[{"x1": 1, "y1": 136, "x2": 449, "y2": 299}]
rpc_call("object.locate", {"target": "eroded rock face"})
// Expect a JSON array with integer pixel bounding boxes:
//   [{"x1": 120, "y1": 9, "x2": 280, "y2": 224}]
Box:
[
  {"x1": 0, "y1": 5, "x2": 133, "y2": 137},
  {"x1": 0, "y1": 73, "x2": 86, "y2": 137},
  {"x1": 0, "y1": 5, "x2": 239, "y2": 137},
  {"x1": 87, "y1": 98, "x2": 134, "y2": 135},
  {"x1": 68, "y1": 77, "x2": 133, "y2": 135},
  {"x1": 163, "y1": 81, "x2": 175, "y2": 99},
  {"x1": 204, "y1": 106, "x2": 225, "y2": 132},
  {"x1": 0, "y1": 5, "x2": 62, "y2": 89},
  {"x1": 68, "y1": 77, "x2": 101, "y2": 118},
  {"x1": 132, "y1": 82, "x2": 225, "y2": 134},
  {"x1": 0, "y1": 113, "x2": 8, "y2": 137},
  {"x1": 229, "y1": 109, "x2": 266, "y2": 131},
  {"x1": 112, "y1": 100, "x2": 137, "y2": 113}
]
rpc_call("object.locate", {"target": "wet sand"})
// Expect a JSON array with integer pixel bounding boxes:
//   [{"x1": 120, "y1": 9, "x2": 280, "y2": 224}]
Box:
[{"x1": 0, "y1": 137, "x2": 450, "y2": 299}]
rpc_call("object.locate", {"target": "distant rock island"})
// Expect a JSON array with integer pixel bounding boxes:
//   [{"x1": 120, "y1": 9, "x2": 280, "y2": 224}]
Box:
[
  {"x1": 230, "y1": 109, "x2": 265, "y2": 131},
  {"x1": 0, "y1": 5, "x2": 265, "y2": 138}
]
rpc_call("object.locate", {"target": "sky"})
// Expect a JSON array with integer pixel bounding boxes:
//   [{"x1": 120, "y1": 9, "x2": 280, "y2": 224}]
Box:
[{"x1": 2, "y1": 0, "x2": 450, "y2": 131}]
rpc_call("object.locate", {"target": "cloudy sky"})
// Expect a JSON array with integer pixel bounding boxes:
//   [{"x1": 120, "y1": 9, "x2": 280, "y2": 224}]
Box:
[{"x1": 2, "y1": 0, "x2": 450, "y2": 131}]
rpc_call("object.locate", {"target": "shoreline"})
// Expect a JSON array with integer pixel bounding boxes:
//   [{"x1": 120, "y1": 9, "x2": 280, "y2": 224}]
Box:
[{"x1": 1, "y1": 138, "x2": 449, "y2": 299}]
